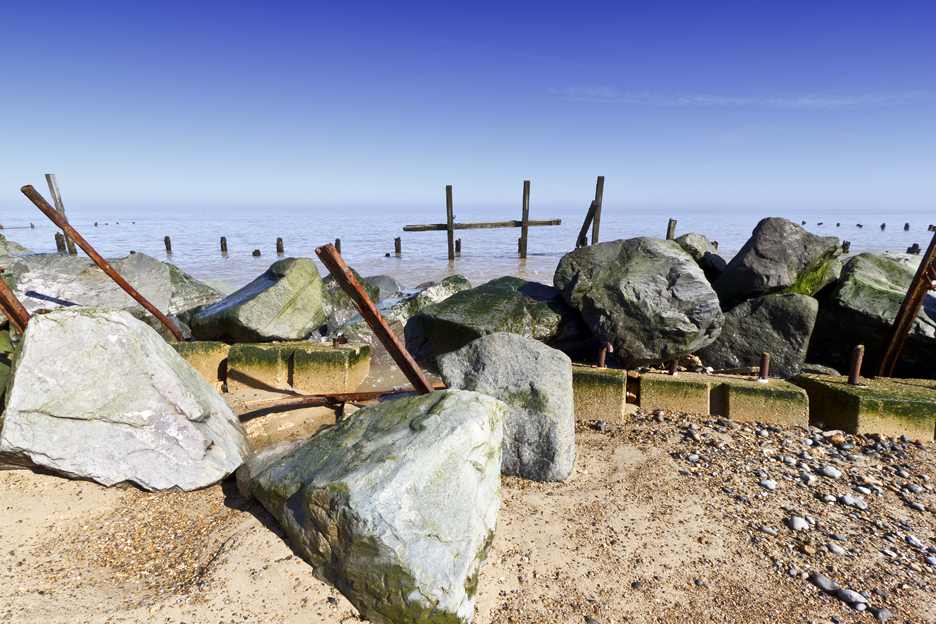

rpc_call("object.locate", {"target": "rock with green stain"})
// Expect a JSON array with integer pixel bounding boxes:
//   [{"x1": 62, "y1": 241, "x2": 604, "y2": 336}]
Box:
[
  {"x1": 332, "y1": 275, "x2": 473, "y2": 363},
  {"x1": 323, "y1": 266, "x2": 381, "y2": 333},
  {"x1": 0, "y1": 308, "x2": 252, "y2": 491},
  {"x1": 554, "y1": 237, "x2": 723, "y2": 365},
  {"x1": 674, "y1": 232, "x2": 726, "y2": 283},
  {"x1": 251, "y1": 390, "x2": 505, "y2": 624},
  {"x1": 416, "y1": 276, "x2": 593, "y2": 358},
  {"x1": 190, "y1": 257, "x2": 332, "y2": 343},
  {"x1": 712, "y1": 217, "x2": 842, "y2": 310},
  {"x1": 164, "y1": 262, "x2": 224, "y2": 317},
  {"x1": 438, "y1": 332, "x2": 574, "y2": 482},
  {"x1": 0, "y1": 238, "x2": 32, "y2": 256},
  {"x1": 697, "y1": 293, "x2": 819, "y2": 379},
  {"x1": 808, "y1": 252, "x2": 936, "y2": 379},
  {"x1": 0, "y1": 330, "x2": 13, "y2": 396}
]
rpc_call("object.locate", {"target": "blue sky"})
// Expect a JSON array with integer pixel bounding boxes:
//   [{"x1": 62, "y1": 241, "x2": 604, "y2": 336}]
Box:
[{"x1": 2, "y1": 1, "x2": 933, "y2": 213}]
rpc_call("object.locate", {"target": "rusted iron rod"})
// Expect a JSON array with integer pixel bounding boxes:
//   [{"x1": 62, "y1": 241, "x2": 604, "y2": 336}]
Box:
[
  {"x1": 848, "y1": 345, "x2": 865, "y2": 385},
  {"x1": 403, "y1": 219, "x2": 561, "y2": 232},
  {"x1": 877, "y1": 229, "x2": 936, "y2": 377},
  {"x1": 315, "y1": 243, "x2": 434, "y2": 394},
  {"x1": 759, "y1": 352, "x2": 770, "y2": 381},
  {"x1": 244, "y1": 390, "x2": 396, "y2": 412},
  {"x1": 20, "y1": 185, "x2": 185, "y2": 341},
  {"x1": 0, "y1": 272, "x2": 30, "y2": 334}
]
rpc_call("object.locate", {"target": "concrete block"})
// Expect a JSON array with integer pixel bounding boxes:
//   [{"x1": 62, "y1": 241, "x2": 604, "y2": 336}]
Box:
[
  {"x1": 572, "y1": 365, "x2": 637, "y2": 423},
  {"x1": 226, "y1": 342, "x2": 370, "y2": 393},
  {"x1": 794, "y1": 374, "x2": 936, "y2": 441},
  {"x1": 170, "y1": 341, "x2": 230, "y2": 383},
  {"x1": 639, "y1": 371, "x2": 808, "y2": 426}
]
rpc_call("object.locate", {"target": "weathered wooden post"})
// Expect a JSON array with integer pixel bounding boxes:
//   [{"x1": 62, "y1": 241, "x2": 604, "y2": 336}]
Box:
[
  {"x1": 335, "y1": 238, "x2": 341, "y2": 253},
  {"x1": 55, "y1": 232, "x2": 66, "y2": 253},
  {"x1": 666, "y1": 219, "x2": 677, "y2": 240},
  {"x1": 276, "y1": 237, "x2": 284, "y2": 254},
  {"x1": 252, "y1": 249, "x2": 261, "y2": 257},
  {"x1": 220, "y1": 236, "x2": 227, "y2": 253},
  {"x1": 905, "y1": 223, "x2": 910, "y2": 231},
  {"x1": 712, "y1": 241, "x2": 719, "y2": 250},
  {"x1": 842, "y1": 240, "x2": 851, "y2": 254},
  {"x1": 592, "y1": 176, "x2": 604, "y2": 245},
  {"x1": 394, "y1": 237, "x2": 401, "y2": 255},
  {"x1": 881, "y1": 223, "x2": 886, "y2": 230},
  {"x1": 446, "y1": 185, "x2": 455, "y2": 261},
  {"x1": 455, "y1": 238, "x2": 461, "y2": 255},
  {"x1": 45, "y1": 174, "x2": 77, "y2": 255},
  {"x1": 519, "y1": 180, "x2": 530, "y2": 258},
  {"x1": 164, "y1": 236, "x2": 172, "y2": 253}
]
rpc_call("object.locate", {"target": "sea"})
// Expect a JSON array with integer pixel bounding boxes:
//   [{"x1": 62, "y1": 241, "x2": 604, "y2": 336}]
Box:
[{"x1": 1, "y1": 202, "x2": 933, "y2": 290}]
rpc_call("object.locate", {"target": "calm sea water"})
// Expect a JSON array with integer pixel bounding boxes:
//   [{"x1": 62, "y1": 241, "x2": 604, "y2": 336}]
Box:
[{"x1": 1, "y1": 203, "x2": 933, "y2": 289}]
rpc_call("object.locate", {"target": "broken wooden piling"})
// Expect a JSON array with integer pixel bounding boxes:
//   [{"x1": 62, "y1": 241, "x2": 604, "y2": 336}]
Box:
[{"x1": 45, "y1": 174, "x2": 77, "y2": 256}]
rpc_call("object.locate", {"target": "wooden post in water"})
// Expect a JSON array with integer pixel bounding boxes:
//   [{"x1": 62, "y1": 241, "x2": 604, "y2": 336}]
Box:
[
  {"x1": 519, "y1": 180, "x2": 530, "y2": 258},
  {"x1": 394, "y1": 237, "x2": 401, "y2": 255},
  {"x1": 666, "y1": 219, "x2": 677, "y2": 240},
  {"x1": 164, "y1": 236, "x2": 172, "y2": 253},
  {"x1": 220, "y1": 236, "x2": 227, "y2": 253},
  {"x1": 276, "y1": 237, "x2": 284, "y2": 254},
  {"x1": 54, "y1": 232, "x2": 66, "y2": 253},
  {"x1": 455, "y1": 239, "x2": 461, "y2": 255},
  {"x1": 446, "y1": 185, "x2": 455, "y2": 261},
  {"x1": 905, "y1": 223, "x2": 910, "y2": 231},
  {"x1": 45, "y1": 174, "x2": 77, "y2": 255},
  {"x1": 881, "y1": 223, "x2": 886, "y2": 230},
  {"x1": 592, "y1": 176, "x2": 604, "y2": 245},
  {"x1": 335, "y1": 238, "x2": 341, "y2": 253}
]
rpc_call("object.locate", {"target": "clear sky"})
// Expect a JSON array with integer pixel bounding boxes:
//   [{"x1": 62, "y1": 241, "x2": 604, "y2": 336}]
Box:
[{"x1": 1, "y1": 1, "x2": 933, "y2": 213}]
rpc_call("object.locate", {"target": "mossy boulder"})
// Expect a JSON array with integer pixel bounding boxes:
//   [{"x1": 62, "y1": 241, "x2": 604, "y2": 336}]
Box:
[
  {"x1": 697, "y1": 293, "x2": 819, "y2": 379},
  {"x1": 331, "y1": 275, "x2": 472, "y2": 363},
  {"x1": 190, "y1": 257, "x2": 332, "y2": 343},
  {"x1": 438, "y1": 332, "x2": 574, "y2": 482},
  {"x1": 712, "y1": 217, "x2": 842, "y2": 310},
  {"x1": 554, "y1": 237, "x2": 723, "y2": 365},
  {"x1": 0, "y1": 237, "x2": 32, "y2": 256},
  {"x1": 251, "y1": 390, "x2": 505, "y2": 624},
  {"x1": 674, "y1": 232, "x2": 726, "y2": 283},
  {"x1": 164, "y1": 262, "x2": 224, "y2": 317},
  {"x1": 323, "y1": 266, "x2": 381, "y2": 333},
  {"x1": 416, "y1": 276, "x2": 593, "y2": 358},
  {"x1": 808, "y1": 252, "x2": 936, "y2": 379}
]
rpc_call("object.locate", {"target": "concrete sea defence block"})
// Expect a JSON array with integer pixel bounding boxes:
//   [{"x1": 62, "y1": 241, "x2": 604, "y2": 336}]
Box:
[
  {"x1": 793, "y1": 374, "x2": 936, "y2": 441},
  {"x1": 227, "y1": 342, "x2": 369, "y2": 393},
  {"x1": 639, "y1": 371, "x2": 808, "y2": 426},
  {"x1": 170, "y1": 341, "x2": 230, "y2": 383},
  {"x1": 572, "y1": 364, "x2": 637, "y2": 423}
]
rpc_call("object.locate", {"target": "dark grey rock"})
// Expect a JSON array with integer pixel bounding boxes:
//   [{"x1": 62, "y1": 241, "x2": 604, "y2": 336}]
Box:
[
  {"x1": 364, "y1": 274, "x2": 405, "y2": 300},
  {"x1": 418, "y1": 276, "x2": 594, "y2": 358},
  {"x1": 808, "y1": 572, "x2": 840, "y2": 592},
  {"x1": 712, "y1": 217, "x2": 842, "y2": 310},
  {"x1": 674, "y1": 232, "x2": 726, "y2": 283},
  {"x1": 251, "y1": 390, "x2": 505, "y2": 624},
  {"x1": 323, "y1": 266, "x2": 381, "y2": 333},
  {"x1": 236, "y1": 437, "x2": 311, "y2": 501},
  {"x1": 836, "y1": 588, "x2": 866, "y2": 604},
  {"x1": 190, "y1": 257, "x2": 331, "y2": 342},
  {"x1": 696, "y1": 293, "x2": 818, "y2": 378},
  {"x1": 554, "y1": 237, "x2": 723, "y2": 365},
  {"x1": 0, "y1": 308, "x2": 252, "y2": 491},
  {"x1": 808, "y1": 252, "x2": 936, "y2": 379},
  {"x1": 438, "y1": 332, "x2": 574, "y2": 482}
]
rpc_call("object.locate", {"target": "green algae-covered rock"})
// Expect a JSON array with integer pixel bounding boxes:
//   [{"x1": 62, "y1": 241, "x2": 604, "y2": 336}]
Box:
[
  {"x1": 416, "y1": 276, "x2": 592, "y2": 358},
  {"x1": 323, "y1": 266, "x2": 381, "y2": 332},
  {"x1": 251, "y1": 390, "x2": 505, "y2": 624},
  {"x1": 0, "y1": 237, "x2": 32, "y2": 256},
  {"x1": 712, "y1": 217, "x2": 842, "y2": 310},
  {"x1": 331, "y1": 275, "x2": 472, "y2": 363},
  {"x1": 697, "y1": 293, "x2": 819, "y2": 379},
  {"x1": 0, "y1": 330, "x2": 13, "y2": 396},
  {"x1": 554, "y1": 237, "x2": 723, "y2": 365},
  {"x1": 808, "y1": 252, "x2": 936, "y2": 379},
  {"x1": 0, "y1": 308, "x2": 252, "y2": 491},
  {"x1": 189, "y1": 257, "x2": 332, "y2": 343},
  {"x1": 438, "y1": 333, "x2": 574, "y2": 482},
  {"x1": 164, "y1": 262, "x2": 224, "y2": 317},
  {"x1": 674, "y1": 232, "x2": 726, "y2": 283}
]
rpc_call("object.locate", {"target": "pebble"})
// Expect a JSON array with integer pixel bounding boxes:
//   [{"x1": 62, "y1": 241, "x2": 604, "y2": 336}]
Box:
[
  {"x1": 827, "y1": 542, "x2": 847, "y2": 556},
  {"x1": 819, "y1": 465, "x2": 842, "y2": 478},
  {"x1": 855, "y1": 486, "x2": 872, "y2": 495},
  {"x1": 808, "y1": 573, "x2": 839, "y2": 592},
  {"x1": 869, "y1": 607, "x2": 893, "y2": 622},
  {"x1": 800, "y1": 472, "x2": 816, "y2": 486},
  {"x1": 759, "y1": 526, "x2": 778, "y2": 537},
  {"x1": 759, "y1": 479, "x2": 777, "y2": 490},
  {"x1": 908, "y1": 502, "x2": 925, "y2": 511},
  {"x1": 840, "y1": 494, "x2": 868, "y2": 510},
  {"x1": 687, "y1": 454, "x2": 701, "y2": 463},
  {"x1": 631, "y1": 581, "x2": 643, "y2": 590},
  {"x1": 903, "y1": 483, "x2": 923, "y2": 494},
  {"x1": 906, "y1": 534, "x2": 923, "y2": 549},
  {"x1": 830, "y1": 533, "x2": 847, "y2": 542},
  {"x1": 925, "y1": 556, "x2": 936, "y2": 566},
  {"x1": 836, "y1": 588, "x2": 866, "y2": 604},
  {"x1": 788, "y1": 516, "x2": 809, "y2": 532}
]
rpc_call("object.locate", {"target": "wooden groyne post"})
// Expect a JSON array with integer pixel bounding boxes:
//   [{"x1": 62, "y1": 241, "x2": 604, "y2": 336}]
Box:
[
  {"x1": 575, "y1": 176, "x2": 605, "y2": 248},
  {"x1": 45, "y1": 174, "x2": 77, "y2": 256}
]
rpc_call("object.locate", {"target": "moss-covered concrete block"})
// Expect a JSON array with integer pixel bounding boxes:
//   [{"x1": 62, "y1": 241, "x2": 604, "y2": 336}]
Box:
[
  {"x1": 170, "y1": 341, "x2": 230, "y2": 384},
  {"x1": 793, "y1": 373, "x2": 936, "y2": 440},
  {"x1": 227, "y1": 342, "x2": 370, "y2": 393},
  {"x1": 572, "y1": 364, "x2": 636, "y2": 423},
  {"x1": 712, "y1": 375, "x2": 808, "y2": 426},
  {"x1": 291, "y1": 342, "x2": 370, "y2": 394},
  {"x1": 639, "y1": 371, "x2": 713, "y2": 414}
]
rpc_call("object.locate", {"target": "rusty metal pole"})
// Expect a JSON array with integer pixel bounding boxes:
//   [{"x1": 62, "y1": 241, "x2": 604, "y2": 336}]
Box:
[
  {"x1": 668, "y1": 359, "x2": 678, "y2": 376},
  {"x1": 759, "y1": 352, "x2": 770, "y2": 382},
  {"x1": 20, "y1": 185, "x2": 185, "y2": 341},
  {"x1": 0, "y1": 271, "x2": 31, "y2": 334},
  {"x1": 315, "y1": 243, "x2": 434, "y2": 394},
  {"x1": 848, "y1": 345, "x2": 865, "y2": 386},
  {"x1": 597, "y1": 342, "x2": 612, "y2": 369}
]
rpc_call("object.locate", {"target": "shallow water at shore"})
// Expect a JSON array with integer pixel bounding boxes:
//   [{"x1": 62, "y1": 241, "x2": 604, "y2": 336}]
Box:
[{"x1": 2, "y1": 203, "x2": 932, "y2": 288}]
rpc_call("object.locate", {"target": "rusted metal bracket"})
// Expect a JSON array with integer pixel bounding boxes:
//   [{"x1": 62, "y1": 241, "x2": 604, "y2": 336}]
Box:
[
  {"x1": 877, "y1": 229, "x2": 936, "y2": 377},
  {"x1": 20, "y1": 185, "x2": 185, "y2": 341},
  {"x1": 0, "y1": 270, "x2": 31, "y2": 333},
  {"x1": 315, "y1": 243, "x2": 434, "y2": 395}
]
